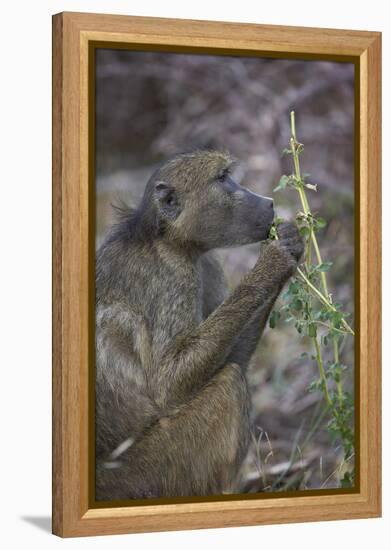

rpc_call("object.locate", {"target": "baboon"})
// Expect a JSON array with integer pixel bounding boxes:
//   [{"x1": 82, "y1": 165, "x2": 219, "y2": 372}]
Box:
[{"x1": 95, "y1": 150, "x2": 303, "y2": 501}]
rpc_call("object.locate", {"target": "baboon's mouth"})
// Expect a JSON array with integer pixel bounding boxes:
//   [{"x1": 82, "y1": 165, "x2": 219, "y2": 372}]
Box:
[
  {"x1": 257, "y1": 215, "x2": 274, "y2": 234},
  {"x1": 255, "y1": 222, "x2": 273, "y2": 241}
]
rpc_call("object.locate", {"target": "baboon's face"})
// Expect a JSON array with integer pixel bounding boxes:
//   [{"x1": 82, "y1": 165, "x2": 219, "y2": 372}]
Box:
[{"x1": 153, "y1": 151, "x2": 274, "y2": 251}]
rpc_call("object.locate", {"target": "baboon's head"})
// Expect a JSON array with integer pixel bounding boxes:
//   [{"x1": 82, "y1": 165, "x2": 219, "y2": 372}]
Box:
[{"x1": 142, "y1": 150, "x2": 274, "y2": 251}]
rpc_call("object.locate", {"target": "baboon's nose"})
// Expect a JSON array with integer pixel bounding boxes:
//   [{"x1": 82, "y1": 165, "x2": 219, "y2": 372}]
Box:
[{"x1": 264, "y1": 197, "x2": 274, "y2": 209}]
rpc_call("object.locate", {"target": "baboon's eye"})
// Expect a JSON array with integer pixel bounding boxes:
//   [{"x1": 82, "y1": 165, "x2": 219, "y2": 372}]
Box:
[
  {"x1": 155, "y1": 182, "x2": 177, "y2": 205},
  {"x1": 217, "y1": 171, "x2": 227, "y2": 183}
]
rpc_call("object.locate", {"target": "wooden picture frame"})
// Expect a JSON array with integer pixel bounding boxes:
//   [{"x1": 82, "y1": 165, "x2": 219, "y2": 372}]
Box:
[{"x1": 52, "y1": 11, "x2": 381, "y2": 537}]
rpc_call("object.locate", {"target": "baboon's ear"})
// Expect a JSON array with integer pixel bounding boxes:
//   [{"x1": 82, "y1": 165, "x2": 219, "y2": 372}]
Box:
[{"x1": 154, "y1": 181, "x2": 180, "y2": 218}]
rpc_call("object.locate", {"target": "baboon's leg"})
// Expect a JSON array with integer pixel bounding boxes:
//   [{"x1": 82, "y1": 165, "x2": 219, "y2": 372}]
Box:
[{"x1": 96, "y1": 363, "x2": 250, "y2": 501}]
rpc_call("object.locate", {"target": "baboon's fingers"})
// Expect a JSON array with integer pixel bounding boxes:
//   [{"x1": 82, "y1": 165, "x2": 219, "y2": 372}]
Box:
[
  {"x1": 277, "y1": 222, "x2": 300, "y2": 240},
  {"x1": 286, "y1": 243, "x2": 304, "y2": 262},
  {"x1": 278, "y1": 237, "x2": 304, "y2": 260}
]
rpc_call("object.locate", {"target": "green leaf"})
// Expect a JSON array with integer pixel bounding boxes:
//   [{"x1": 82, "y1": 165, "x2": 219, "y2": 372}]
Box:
[
  {"x1": 340, "y1": 472, "x2": 354, "y2": 488},
  {"x1": 308, "y1": 379, "x2": 322, "y2": 393},
  {"x1": 281, "y1": 148, "x2": 292, "y2": 156},
  {"x1": 273, "y1": 175, "x2": 290, "y2": 192},
  {"x1": 299, "y1": 226, "x2": 310, "y2": 237},
  {"x1": 308, "y1": 323, "x2": 317, "y2": 338},
  {"x1": 291, "y1": 298, "x2": 303, "y2": 311},
  {"x1": 330, "y1": 311, "x2": 344, "y2": 327},
  {"x1": 315, "y1": 217, "x2": 327, "y2": 229},
  {"x1": 268, "y1": 225, "x2": 279, "y2": 240},
  {"x1": 288, "y1": 281, "x2": 300, "y2": 294},
  {"x1": 269, "y1": 310, "x2": 280, "y2": 329},
  {"x1": 317, "y1": 261, "x2": 333, "y2": 272}
]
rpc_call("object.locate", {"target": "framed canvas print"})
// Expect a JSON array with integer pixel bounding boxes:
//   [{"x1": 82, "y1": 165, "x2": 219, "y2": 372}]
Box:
[{"x1": 52, "y1": 12, "x2": 381, "y2": 537}]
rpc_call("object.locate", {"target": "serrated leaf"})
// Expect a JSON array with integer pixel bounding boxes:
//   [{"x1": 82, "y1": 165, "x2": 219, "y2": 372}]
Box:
[
  {"x1": 289, "y1": 281, "x2": 300, "y2": 294},
  {"x1": 317, "y1": 261, "x2": 333, "y2": 272},
  {"x1": 330, "y1": 311, "x2": 343, "y2": 326}
]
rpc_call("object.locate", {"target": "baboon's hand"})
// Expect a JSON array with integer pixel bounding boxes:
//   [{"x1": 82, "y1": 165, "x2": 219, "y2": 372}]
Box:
[
  {"x1": 275, "y1": 222, "x2": 304, "y2": 263},
  {"x1": 255, "y1": 222, "x2": 304, "y2": 282}
]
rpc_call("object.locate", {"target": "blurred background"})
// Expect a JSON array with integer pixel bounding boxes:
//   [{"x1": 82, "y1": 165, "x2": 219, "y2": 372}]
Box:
[{"x1": 95, "y1": 49, "x2": 355, "y2": 492}]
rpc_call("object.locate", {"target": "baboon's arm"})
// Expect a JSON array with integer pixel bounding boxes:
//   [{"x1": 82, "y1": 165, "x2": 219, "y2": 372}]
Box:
[
  {"x1": 226, "y1": 286, "x2": 282, "y2": 368},
  {"x1": 200, "y1": 251, "x2": 279, "y2": 369},
  {"x1": 153, "y1": 243, "x2": 296, "y2": 408}
]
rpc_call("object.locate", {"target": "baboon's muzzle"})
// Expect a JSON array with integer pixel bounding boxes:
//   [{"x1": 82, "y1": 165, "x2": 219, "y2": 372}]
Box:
[{"x1": 241, "y1": 189, "x2": 274, "y2": 240}]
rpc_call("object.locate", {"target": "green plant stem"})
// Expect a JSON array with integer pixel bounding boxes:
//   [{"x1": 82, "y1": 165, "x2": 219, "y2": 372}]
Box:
[
  {"x1": 333, "y1": 338, "x2": 344, "y2": 407},
  {"x1": 269, "y1": 229, "x2": 343, "y2": 331},
  {"x1": 297, "y1": 267, "x2": 355, "y2": 336},
  {"x1": 307, "y1": 293, "x2": 333, "y2": 410},
  {"x1": 313, "y1": 336, "x2": 332, "y2": 407},
  {"x1": 314, "y1": 321, "x2": 346, "y2": 335},
  {"x1": 290, "y1": 112, "x2": 329, "y2": 297},
  {"x1": 291, "y1": 112, "x2": 352, "y2": 446},
  {"x1": 274, "y1": 111, "x2": 355, "y2": 483}
]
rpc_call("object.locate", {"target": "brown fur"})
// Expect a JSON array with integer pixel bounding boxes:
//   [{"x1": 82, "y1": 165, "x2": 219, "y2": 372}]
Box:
[{"x1": 95, "y1": 150, "x2": 303, "y2": 500}]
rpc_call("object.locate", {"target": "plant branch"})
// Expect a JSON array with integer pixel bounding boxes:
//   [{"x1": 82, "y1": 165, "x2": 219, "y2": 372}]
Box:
[
  {"x1": 313, "y1": 336, "x2": 332, "y2": 407},
  {"x1": 270, "y1": 111, "x2": 355, "y2": 481},
  {"x1": 333, "y1": 338, "x2": 344, "y2": 407},
  {"x1": 297, "y1": 268, "x2": 354, "y2": 336},
  {"x1": 290, "y1": 111, "x2": 329, "y2": 296}
]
